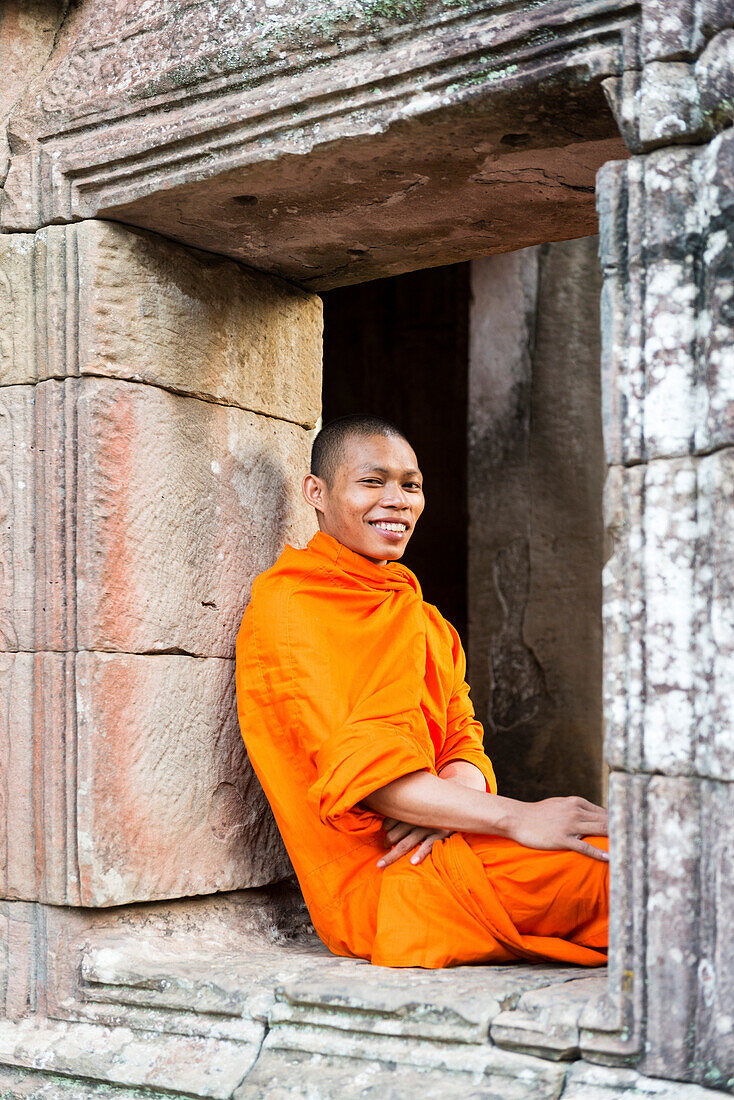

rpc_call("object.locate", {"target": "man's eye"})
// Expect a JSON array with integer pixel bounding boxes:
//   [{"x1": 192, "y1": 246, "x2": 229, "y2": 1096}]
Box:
[
  {"x1": 361, "y1": 479, "x2": 382, "y2": 485},
  {"x1": 405, "y1": 483, "x2": 422, "y2": 490}
]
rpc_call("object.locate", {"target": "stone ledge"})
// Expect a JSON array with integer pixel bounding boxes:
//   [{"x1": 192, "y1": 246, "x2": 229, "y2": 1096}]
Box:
[{"x1": 2, "y1": 921, "x2": 733, "y2": 1099}]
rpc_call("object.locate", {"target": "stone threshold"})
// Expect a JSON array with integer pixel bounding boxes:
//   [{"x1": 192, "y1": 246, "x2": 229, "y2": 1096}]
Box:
[{"x1": 1, "y1": 926, "x2": 730, "y2": 1099}]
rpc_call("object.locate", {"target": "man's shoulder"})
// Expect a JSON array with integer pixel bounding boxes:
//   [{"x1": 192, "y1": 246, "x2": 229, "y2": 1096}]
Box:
[
  {"x1": 421, "y1": 600, "x2": 462, "y2": 649},
  {"x1": 249, "y1": 543, "x2": 334, "y2": 610}
]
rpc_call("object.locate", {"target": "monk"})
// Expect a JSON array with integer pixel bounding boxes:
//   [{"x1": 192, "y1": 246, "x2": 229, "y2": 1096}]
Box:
[{"x1": 235, "y1": 414, "x2": 609, "y2": 969}]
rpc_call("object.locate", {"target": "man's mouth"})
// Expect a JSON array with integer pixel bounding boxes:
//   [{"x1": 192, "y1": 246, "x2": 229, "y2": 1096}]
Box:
[{"x1": 369, "y1": 520, "x2": 409, "y2": 534}]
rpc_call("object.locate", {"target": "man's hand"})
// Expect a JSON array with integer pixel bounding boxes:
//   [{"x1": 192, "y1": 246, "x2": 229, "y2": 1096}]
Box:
[
  {"x1": 506, "y1": 797, "x2": 609, "y2": 863},
  {"x1": 376, "y1": 764, "x2": 482, "y2": 869},
  {"x1": 377, "y1": 817, "x2": 452, "y2": 869}
]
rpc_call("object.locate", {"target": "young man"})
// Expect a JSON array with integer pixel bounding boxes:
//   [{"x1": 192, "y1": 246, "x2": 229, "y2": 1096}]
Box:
[{"x1": 235, "y1": 414, "x2": 609, "y2": 969}]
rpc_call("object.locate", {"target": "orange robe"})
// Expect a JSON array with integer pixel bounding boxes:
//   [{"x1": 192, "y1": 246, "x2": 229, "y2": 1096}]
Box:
[{"x1": 235, "y1": 529, "x2": 608, "y2": 968}]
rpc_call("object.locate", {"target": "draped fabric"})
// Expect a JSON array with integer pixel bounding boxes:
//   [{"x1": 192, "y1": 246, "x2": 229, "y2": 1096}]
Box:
[{"x1": 235, "y1": 529, "x2": 608, "y2": 968}]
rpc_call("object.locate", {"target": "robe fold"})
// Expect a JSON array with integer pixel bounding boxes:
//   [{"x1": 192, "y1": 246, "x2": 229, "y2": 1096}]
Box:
[{"x1": 235, "y1": 529, "x2": 608, "y2": 968}]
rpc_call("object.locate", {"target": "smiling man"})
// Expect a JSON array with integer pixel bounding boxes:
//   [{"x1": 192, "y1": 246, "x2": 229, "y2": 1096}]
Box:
[{"x1": 235, "y1": 414, "x2": 609, "y2": 968}]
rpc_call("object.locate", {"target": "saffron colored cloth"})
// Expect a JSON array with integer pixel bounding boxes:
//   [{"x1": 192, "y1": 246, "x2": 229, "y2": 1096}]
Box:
[{"x1": 235, "y1": 529, "x2": 608, "y2": 968}]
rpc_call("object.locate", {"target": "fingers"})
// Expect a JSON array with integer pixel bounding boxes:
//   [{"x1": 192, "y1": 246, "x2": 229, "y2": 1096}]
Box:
[
  {"x1": 384, "y1": 821, "x2": 414, "y2": 846},
  {"x1": 570, "y1": 837, "x2": 610, "y2": 863},
  {"x1": 410, "y1": 834, "x2": 441, "y2": 865},
  {"x1": 574, "y1": 798, "x2": 608, "y2": 821},
  {"x1": 377, "y1": 829, "x2": 453, "y2": 868},
  {"x1": 376, "y1": 828, "x2": 429, "y2": 868},
  {"x1": 579, "y1": 812, "x2": 608, "y2": 836}
]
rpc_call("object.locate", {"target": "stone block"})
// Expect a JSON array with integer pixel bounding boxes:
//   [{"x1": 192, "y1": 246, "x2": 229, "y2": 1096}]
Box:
[
  {"x1": 564, "y1": 1060, "x2": 732, "y2": 1098},
  {"x1": 0, "y1": 1017, "x2": 256, "y2": 1099},
  {"x1": 0, "y1": 388, "x2": 35, "y2": 652},
  {"x1": 0, "y1": 654, "x2": 37, "y2": 899},
  {"x1": 0, "y1": 222, "x2": 321, "y2": 424},
  {"x1": 235, "y1": 1047, "x2": 562, "y2": 1099},
  {"x1": 490, "y1": 974, "x2": 607, "y2": 1060},
  {"x1": 0, "y1": 377, "x2": 314, "y2": 658},
  {"x1": 697, "y1": 30, "x2": 734, "y2": 133},
  {"x1": 5, "y1": 650, "x2": 291, "y2": 906},
  {"x1": 641, "y1": 0, "x2": 701, "y2": 64},
  {"x1": 271, "y1": 957, "x2": 583, "y2": 1046},
  {"x1": 243, "y1": 1027, "x2": 566, "y2": 1100},
  {"x1": 641, "y1": 776, "x2": 734, "y2": 1088},
  {"x1": 581, "y1": 772, "x2": 734, "y2": 1088},
  {"x1": 0, "y1": 901, "x2": 37, "y2": 1021},
  {"x1": 0, "y1": 2, "x2": 66, "y2": 186},
  {"x1": 644, "y1": 777, "x2": 703, "y2": 1079},
  {"x1": 580, "y1": 773, "x2": 646, "y2": 1064},
  {"x1": 603, "y1": 453, "x2": 734, "y2": 781},
  {"x1": 598, "y1": 138, "x2": 734, "y2": 463},
  {"x1": 74, "y1": 377, "x2": 314, "y2": 657},
  {"x1": 639, "y1": 62, "x2": 705, "y2": 148},
  {"x1": 0, "y1": 1066, "x2": 155, "y2": 1099}
]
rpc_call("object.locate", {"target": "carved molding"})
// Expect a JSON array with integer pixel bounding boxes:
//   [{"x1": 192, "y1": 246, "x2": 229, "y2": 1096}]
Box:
[{"x1": 3, "y1": 0, "x2": 640, "y2": 258}]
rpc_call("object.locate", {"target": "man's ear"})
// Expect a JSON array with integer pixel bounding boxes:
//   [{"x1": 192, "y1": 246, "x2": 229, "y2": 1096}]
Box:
[{"x1": 302, "y1": 472, "x2": 327, "y2": 514}]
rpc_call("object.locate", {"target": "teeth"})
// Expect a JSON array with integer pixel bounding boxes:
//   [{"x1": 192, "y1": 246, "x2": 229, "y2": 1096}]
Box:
[{"x1": 372, "y1": 521, "x2": 407, "y2": 532}]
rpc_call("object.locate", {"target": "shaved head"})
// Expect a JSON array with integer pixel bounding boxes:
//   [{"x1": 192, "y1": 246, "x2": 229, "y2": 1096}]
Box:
[{"x1": 311, "y1": 414, "x2": 410, "y2": 487}]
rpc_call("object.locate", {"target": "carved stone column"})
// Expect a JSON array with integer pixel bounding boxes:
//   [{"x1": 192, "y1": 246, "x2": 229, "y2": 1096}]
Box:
[{"x1": 581, "y1": 7, "x2": 734, "y2": 1088}]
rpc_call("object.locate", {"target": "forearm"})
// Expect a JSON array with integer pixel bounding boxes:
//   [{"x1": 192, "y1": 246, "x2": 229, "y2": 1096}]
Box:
[
  {"x1": 363, "y1": 770, "x2": 610, "y2": 863},
  {"x1": 363, "y1": 770, "x2": 517, "y2": 836}
]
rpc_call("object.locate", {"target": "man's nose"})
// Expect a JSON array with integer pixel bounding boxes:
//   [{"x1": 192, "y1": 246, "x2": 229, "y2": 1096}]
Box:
[{"x1": 380, "y1": 482, "x2": 410, "y2": 507}]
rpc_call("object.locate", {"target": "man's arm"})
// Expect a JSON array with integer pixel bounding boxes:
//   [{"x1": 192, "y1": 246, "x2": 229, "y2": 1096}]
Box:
[
  {"x1": 437, "y1": 760, "x2": 486, "y2": 791},
  {"x1": 364, "y1": 770, "x2": 608, "y2": 862}
]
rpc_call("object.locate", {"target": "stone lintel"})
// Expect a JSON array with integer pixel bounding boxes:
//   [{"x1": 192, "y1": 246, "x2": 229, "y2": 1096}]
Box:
[{"x1": 2, "y1": 0, "x2": 634, "y2": 287}]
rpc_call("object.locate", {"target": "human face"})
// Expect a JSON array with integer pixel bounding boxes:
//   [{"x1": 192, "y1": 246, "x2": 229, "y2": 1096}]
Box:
[{"x1": 302, "y1": 434, "x2": 425, "y2": 565}]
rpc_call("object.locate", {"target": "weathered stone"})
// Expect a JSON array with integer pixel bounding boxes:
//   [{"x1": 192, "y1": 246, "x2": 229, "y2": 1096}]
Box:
[
  {"x1": 236, "y1": 1047, "x2": 563, "y2": 1099},
  {"x1": 641, "y1": 0, "x2": 701, "y2": 64},
  {"x1": 42, "y1": 886, "x2": 315, "y2": 1022},
  {"x1": 2, "y1": 0, "x2": 631, "y2": 286},
  {"x1": 694, "y1": 779, "x2": 734, "y2": 1091},
  {"x1": 639, "y1": 62, "x2": 705, "y2": 148},
  {"x1": 0, "y1": 902, "x2": 37, "y2": 1021},
  {"x1": 580, "y1": 773, "x2": 646, "y2": 1065},
  {"x1": 0, "y1": 1017, "x2": 256, "y2": 1099},
  {"x1": 598, "y1": 137, "x2": 734, "y2": 463},
  {"x1": 246, "y1": 1027, "x2": 566, "y2": 1099},
  {"x1": 490, "y1": 974, "x2": 607, "y2": 1060},
  {"x1": 697, "y1": 29, "x2": 734, "y2": 131},
  {"x1": 0, "y1": 2, "x2": 67, "y2": 187},
  {"x1": 0, "y1": 389, "x2": 35, "y2": 652},
  {"x1": 0, "y1": 1066, "x2": 154, "y2": 1098},
  {"x1": 75, "y1": 377, "x2": 313, "y2": 657},
  {"x1": 644, "y1": 777, "x2": 703, "y2": 1079},
  {"x1": 602, "y1": 452, "x2": 734, "y2": 780},
  {"x1": 564, "y1": 1059, "x2": 732, "y2": 1098},
  {"x1": 0, "y1": 376, "x2": 314, "y2": 658},
  {"x1": 0, "y1": 656, "x2": 39, "y2": 900},
  {"x1": 272, "y1": 958, "x2": 585, "y2": 1045},
  {"x1": 3, "y1": 651, "x2": 291, "y2": 906},
  {"x1": 468, "y1": 237, "x2": 605, "y2": 802},
  {"x1": 0, "y1": 223, "x2": 321, "y2": 423}
]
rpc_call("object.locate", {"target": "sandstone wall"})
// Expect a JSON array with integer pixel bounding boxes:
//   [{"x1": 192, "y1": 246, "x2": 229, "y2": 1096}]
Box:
[
  {"x1": 468, "y1": 237, "x2": 605, "y2": 804},
  {"x1": 0, "y1": 220, "x2": 321, "y2": 907}
]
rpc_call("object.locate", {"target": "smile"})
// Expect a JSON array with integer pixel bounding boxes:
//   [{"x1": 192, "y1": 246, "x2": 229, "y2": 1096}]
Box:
[{"x1": 369, "y1": 520, "x2": 409, "y2": 534}]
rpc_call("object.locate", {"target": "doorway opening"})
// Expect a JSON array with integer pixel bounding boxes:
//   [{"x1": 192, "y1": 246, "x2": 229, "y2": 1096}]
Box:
[{"x1": 322, "y1": 237, "x2": 605, "y2": 805}]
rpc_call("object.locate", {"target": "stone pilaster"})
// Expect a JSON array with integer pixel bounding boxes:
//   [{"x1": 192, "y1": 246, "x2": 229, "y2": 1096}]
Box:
[{"x1": 0, "y1": 220, "x2": 321, "y2": 909}]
